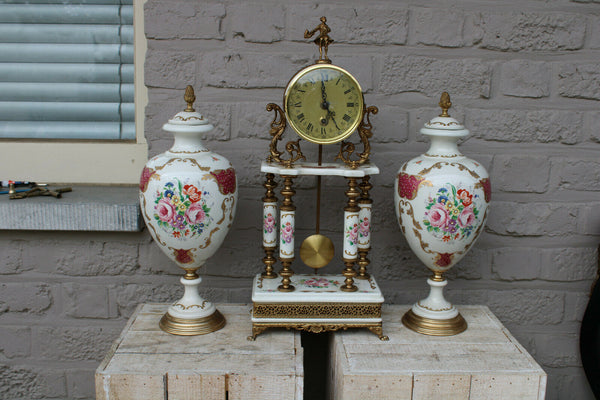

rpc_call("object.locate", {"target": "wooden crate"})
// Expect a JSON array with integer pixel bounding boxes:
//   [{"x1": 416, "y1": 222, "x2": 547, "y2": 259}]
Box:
[
  {"x1": 329, "y1": 305, "x2": 546, "y2": 400},
  {"x1": 96, "y1": 304, "x2": 303, "y2": 400}
]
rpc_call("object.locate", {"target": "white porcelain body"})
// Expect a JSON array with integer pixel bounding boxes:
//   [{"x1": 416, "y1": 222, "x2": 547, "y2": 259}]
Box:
[
  {"x1": 139, "y1": 114, "x2": 237, "y2": 318},
  {"x1": 394, "y1": 117, "x2": 490, "y2": 320}
]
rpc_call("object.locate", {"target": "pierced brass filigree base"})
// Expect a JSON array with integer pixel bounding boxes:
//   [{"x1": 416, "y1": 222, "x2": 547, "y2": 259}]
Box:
[
  {"x1": 248, "y1": 322, "x2": 388, "y2": 341},
  {"x1": 159, "y1": 310, "x2": 226, "y2": 336},
  {"x1": 401, "y1": 309, "x2": 467, "y2": 336}
]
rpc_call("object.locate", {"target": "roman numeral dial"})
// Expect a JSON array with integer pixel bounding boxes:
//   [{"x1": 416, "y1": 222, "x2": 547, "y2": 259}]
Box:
[{"x1": 284, "y1": 64, "x2": 363, "y2": 145}]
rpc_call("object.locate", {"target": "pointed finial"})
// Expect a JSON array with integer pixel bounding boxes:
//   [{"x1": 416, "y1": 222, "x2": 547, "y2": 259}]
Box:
[
  {"x1": 184, "y1": 85, "x2": 196, "y2": 112},
  {"x1": 439, "y1": 92, "x2": 452, "y2": 117}
]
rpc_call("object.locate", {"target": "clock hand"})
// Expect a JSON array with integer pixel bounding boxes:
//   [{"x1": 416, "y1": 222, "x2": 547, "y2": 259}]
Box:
[{"x1": 320, "y1": 81, "x2": 329, "y2": 110}]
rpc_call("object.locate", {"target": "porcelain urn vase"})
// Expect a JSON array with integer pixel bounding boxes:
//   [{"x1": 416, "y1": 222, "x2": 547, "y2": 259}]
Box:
[
  {"x1": 394, "y1": 93, "x2": 490, "y2": 336},
  {"x1": 139, "y1": 86, "x2": 237, "y2": 335}
]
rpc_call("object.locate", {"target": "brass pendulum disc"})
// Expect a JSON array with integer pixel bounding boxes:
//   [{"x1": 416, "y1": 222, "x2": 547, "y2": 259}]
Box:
[{"x1": 300, "y1": 234, "x2": 334, "y2": 270}]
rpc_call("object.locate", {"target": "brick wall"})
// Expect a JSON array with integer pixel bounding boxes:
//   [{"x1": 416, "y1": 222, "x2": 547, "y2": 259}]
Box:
[{"x1": 1, "y1": 1, "x2": 599, "y2": 399}]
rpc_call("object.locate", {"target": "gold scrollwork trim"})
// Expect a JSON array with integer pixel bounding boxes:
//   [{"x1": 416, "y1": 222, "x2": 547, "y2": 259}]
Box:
[
  {"x1": 424, "y1": 152, "x2": 460, "y2": 158},
  {"x1": 153, "y1": 158, "x2": 212, "y2": 172},
  {"x1": 252, "y1": 302, "x2": 381, "y2": 319},
  {"x1": 335, "y1": 105, "x2": 377, "y2": 169},
  {"x1": 266, "y1": 103, "x2": 306, "y2": 168},
  {"x1": 367, "y1": 277, "x2": 377, "y2": 290},
  {"x1": 257, "y1": 276, "x2": 264, "y2": 289},
  {"x1": 173, "y1": 301, "x2": 208, "y2": 310},
  {"x1": 344, "y1": 250, "x2": 357, "y2": 257},
  {"x1": 417, "y1": 162, "x2": 480, "y2": 180},
  {"x1": 263, "y1": 238, "x2": 277, "y2": 245},
  {"x1": 280, "y1": 249, "x2": 294, "y2": 256},
  {"x1": 248, "y1": 322, "x2": 388, "y2": 340},
  {"x1": 417, "y1": 301, "x2": 452, "y2": 312}
]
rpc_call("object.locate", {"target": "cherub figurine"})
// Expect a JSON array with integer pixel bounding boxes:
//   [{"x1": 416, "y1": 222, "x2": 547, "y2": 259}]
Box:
[{"x1": 304, "y1": 16, "x2": 334, "y2": 62}]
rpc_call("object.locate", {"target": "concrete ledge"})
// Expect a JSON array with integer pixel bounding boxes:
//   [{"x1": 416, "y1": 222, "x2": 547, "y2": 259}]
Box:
[{"x1": 0, "y1": 186, "x2": 143, "y2": 232}]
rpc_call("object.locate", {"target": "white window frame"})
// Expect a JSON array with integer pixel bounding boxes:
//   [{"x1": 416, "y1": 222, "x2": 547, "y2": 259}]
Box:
[{"x1": 0, "y1": 0, "x2": 148, "y2": 185}]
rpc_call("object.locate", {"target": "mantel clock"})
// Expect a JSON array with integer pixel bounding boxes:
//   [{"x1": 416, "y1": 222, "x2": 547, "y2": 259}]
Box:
[{"x1": 249, "y1": 17, "x2": 388, "y2": 341}]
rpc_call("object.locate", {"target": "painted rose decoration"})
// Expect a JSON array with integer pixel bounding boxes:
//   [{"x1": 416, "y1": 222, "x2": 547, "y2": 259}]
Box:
[
  {"x1": 423, "y1": 184, "x2": 480, "y2": 242},
  {"x1": 263, "y1": 213, "x2": 276, "y2": 234},
  {"x1": 346, "y1": 222, "x2": 359, "y2": 246},
  {"x1": 358, "y1": 217, "x2": 370, "y2": 239},
  {"x1": 281, "y1": 221, "x2": 294, "y2": 244},
  {"x1": 154, "y1": 180, "x2": 212, "y2": 239}
]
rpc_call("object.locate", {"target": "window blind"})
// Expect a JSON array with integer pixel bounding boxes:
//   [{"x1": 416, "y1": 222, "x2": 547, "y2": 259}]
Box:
[{"x1": 0, "y1": 0, "x2": 134, "y2": 140}]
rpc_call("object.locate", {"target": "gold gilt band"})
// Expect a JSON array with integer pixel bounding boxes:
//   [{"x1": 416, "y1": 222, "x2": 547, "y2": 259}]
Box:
[{"x1": 253, "y1": 303, "x2": 381, "y2": 319}]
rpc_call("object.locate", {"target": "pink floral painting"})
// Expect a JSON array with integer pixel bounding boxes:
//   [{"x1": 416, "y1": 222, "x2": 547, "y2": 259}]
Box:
[
  {"x1": 346, "y1": 223, "x2": 359, "y2": 246},
  {"x1": 154, "y1": 179, "x2": 211, "y2": 239},
  {"x1": 398, "y1": 173, "x2": 425, "y2": 200},
  {"x1": 263, "y1": 213, "x2": 276, "y2": 234},
  {"x1": 423, "y1": 184, "x2": 479, "y2": 242},
  {"x1": 358, "y1": 217, "x2": 370, "y2": 239},
  {"x1": 281, "y1": 221, "x2": 294, "y2": 244}
]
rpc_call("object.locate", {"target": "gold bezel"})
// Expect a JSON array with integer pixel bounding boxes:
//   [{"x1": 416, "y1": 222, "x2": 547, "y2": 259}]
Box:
[{"x1": 283, "y1": 63, "x2": 364, "y2": 145}]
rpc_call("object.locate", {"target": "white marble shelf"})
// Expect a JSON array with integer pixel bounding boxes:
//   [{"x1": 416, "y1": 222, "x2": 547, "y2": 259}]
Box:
[{"x1": 261, "y1": 161, "x2": 379, "y2": 177}]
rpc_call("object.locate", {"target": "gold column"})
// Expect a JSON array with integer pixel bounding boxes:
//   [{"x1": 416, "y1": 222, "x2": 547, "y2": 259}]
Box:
[
  {"x1": 356, "y1": 175, "x2": 372, "y2": 280},
  {"x1": 341, "y1": 177, "x2": 359, "y2": 292},
  {"x1": 278, "y1": 175, "x2": 295, "y2": 292},
  {"x1": 262, "y1": 173, "x2": 278, "y2": 279}
]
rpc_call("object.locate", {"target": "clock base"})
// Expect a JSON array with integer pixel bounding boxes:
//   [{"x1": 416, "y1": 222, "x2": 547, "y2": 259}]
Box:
[{"x1": 249, "y1": 273, "x2": 388, "y2": 341}]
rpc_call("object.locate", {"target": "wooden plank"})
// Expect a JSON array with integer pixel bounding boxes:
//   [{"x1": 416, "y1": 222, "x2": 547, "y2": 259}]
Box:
[
  {"x1": 228, "y1": 374, "x2": 296, "y2": 400},
  {"x1": 412, "y1": 374, "x2": 471, "y2": 400},
  {"x1": 99, "y1": 374, "x2": 165, "y2": 400},
  {"x1": 470, "y1": 374, "x2": 543, "y2": 400},
  {"x1": 330, "y1": 305, "x2": 546, "y2": 399},
  {"x1": 96, "y1": 304, "x2": 302, "y2": 400},
  {"x1": 167, "y1": 374, "x2": 225, "y2": 400}
]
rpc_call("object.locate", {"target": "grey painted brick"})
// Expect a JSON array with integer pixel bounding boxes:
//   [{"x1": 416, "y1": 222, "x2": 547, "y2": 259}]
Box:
[
  {"x1": 532, "y1": 333, "x2": 581, "y2": 367},
  {"x1": 22, "y1": 240, "x2": 138, "y2": 276},
  {"x1": 412, "y1": 8, "x2": 470, "y2": 48},
  {"x1": 111, "y1": 283, "x2": 182, "y2": 318},
  {"x1": 0, "y1": 283, "x2": 52, "y2": 314},
  {"x1": 447, "y1": 289, "x2": 565, "y2": 325},
  {"x1": 63, "y1": 283, "x2": 111, "y2": 319},
  {"x1": 545, "y1": 367, "x2": 595, "y2": 400},
  {"x1": 467, "y1": 109, "x2": 582, "y2": 144},
  {"x1": 541, "y1": 247, "x2": 598, "y2": 282},
  {"x1": 145, "y1": 50, "x2": 196, "y2": 90},
  {"x1": 229, "y1": 3, "x2": 284, "y2": 43},
  {"x1": 555, "y1": 158, "x2": 600, "y2": 191},
  {"x1": 492, "y1": 154, "x2": 550, "y2": 193},
  {"x1": 0, "y1": 364, "x2": 66, "y2": 399},
  {"x1": 0, "y1": 240, "x2": 22, "y2": 274},
  {"x1": 479, "y1": 12, "x2": 586, "y2": 51},
  {"x1": 500, "y1": 60, "x2": 551, "y2": 98},
  {"x1": 588, "y1": 112, "x2": 600, "y2": 143},
  {"x1": 565, "y1": 292, "x2": 591, "y2": 323},
  {"x1": 446, "y1": 247, "x2": 487, "y2": 280},
  {"x1": 379, "y1": 56, "x2": 492, "y2": 98},
  {"x1": 492, "y1": 247, "x2": 541, "y2": 280},
  {"x1": 197, "y1": 52, "x2": 372, "y2": 90},
  {"x1": 233, "y1": 102, "x2": 279, "y2": 139},
  {"x1": 288, "y1": 5, "x2": 408, "y2": 45},
  {"x1": 487, "y1": 202, "x2": 578, "y2": 236},
  {"x1": 37, "y1": 325, "x2": 122, "y2": 362},
  {"x1": 371, "y1": 106, "x2": 408, "y2": 143},
  {"x1": 66, "y1": 368, "x2": 95, "y2": 399},
  {"x1": 0, "y1": 326, "x2": 31, "y2": 358},
  {"x1": 494, "y1": 246, "x2": 597, "y2": 283},
  {"x1": 558, "y1": 63, "x2": 600, "y2": 100},
  {"x1": 145, "y1": 1, "x2": 224, "y2": 40},
  {"x1": 196, "y1": 102, "x2": 232, "y2": 141},
  {"x1": 578, "y1": 203, "x2": 600, "y2": 235},
  {"x1": 591, "y1": 16, "x2": 600, "y2": 49}
]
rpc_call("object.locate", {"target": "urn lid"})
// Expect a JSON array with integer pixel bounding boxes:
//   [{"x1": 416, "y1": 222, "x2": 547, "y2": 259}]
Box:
[
  {"x1": 162, "y1": 85, "x2": 214, "y2": 133},
  {"x1": 420, "y1": 92, "x2": 469, "y2": 137}
]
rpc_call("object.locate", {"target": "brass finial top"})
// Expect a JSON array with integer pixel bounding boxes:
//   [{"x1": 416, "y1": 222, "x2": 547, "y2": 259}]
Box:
[
  {"x1": 304, "y1": 16, "x2": 334, "y2": 63},
  {"x1": 439, "y1": 92, "x2": 452, "y2": 117},
  {"x1": 184, "y1": 85, "x2": 196, "y2": 112}
]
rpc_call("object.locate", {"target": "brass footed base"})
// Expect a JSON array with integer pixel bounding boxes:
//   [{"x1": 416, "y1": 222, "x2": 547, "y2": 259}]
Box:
[
  {"x1": 159, "y1": 309, "x2": 226, "y2": 336},
  {"x1": 401, "y1": 309, "x2": 467, "y2": 336}
]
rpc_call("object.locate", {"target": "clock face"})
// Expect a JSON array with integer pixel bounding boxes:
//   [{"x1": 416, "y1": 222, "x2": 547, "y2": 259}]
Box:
[{"x1": 284, "y1": 64, "x2": 364, "y2": 145}]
